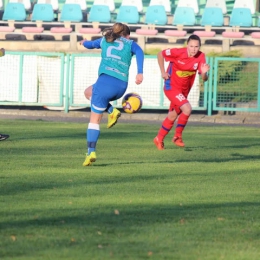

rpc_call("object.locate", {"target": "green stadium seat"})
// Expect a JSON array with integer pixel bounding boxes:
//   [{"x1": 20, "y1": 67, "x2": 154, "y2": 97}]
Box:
[
  {"x1": 229, "y1": 8, "x2": 252, "y2": 27},
  {"x1": 31, "y1": 4, "x2": 55, "y2": 22},
  {"x1": 173, "y1": 7, "x2": 196, "y2": 26},
  {"x1": 116, "y1": 5, "x2": 140, "y2": 24},
  {"x1": 60, "y1": 3, "x2": 83, "y2": 22},
  {"x1": 3, "y1": 3, "x2": 27, "y2": 21},
  {"x1": 121, "y1": 0, "x2": 143, "y2": 13},
  {"x1": 144, "y1": 5, "x2": 167, "y2": 25},
  {"x1": 88, "y1": 4, "x2": 111, "y2": 23},
  {"x1": 201, "y1": 7, "x2": 224, "y2": 26}
]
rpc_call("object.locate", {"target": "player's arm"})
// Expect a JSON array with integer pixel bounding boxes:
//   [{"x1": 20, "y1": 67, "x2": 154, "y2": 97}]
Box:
[
  {"x1": 199, "y1": 54, "x2": 210, "y2": 83},
  {"x1": 157, "y1": 51, "x2": 169, "y2": 80},
  {"x1": 80, "y1": 38, "x2": 102, "y2": 49},
  {"x1": 131, "y1": 41, "x2": 144, "y2": 85}
]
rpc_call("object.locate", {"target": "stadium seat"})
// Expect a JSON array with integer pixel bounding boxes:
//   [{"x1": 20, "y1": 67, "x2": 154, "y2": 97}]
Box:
[
  {"x1": 88, "y1": 4, "x2": 111, "y2": 23},
  {"x1": 31, "y1": 3, "x2": 55, "y2": 22},
  {"x1": 143, "y1": 5, "x2": 167, "y2": 25},
  {"x1": 149, "y1": 0, "x2": 171, "y2": 13},
  {"x1": 233, "y1": 0, "x2": 255, "y2": 14},
  {"x1": 135, "y1": 5, "x2": 167, "y2": 37},
  {"x1": 3, "y1": 3, "x2": 27, "y2": 21},
  {"x1": 116, "y1": 5, "x2": 140, "y2": 24},
  {"x1": 37, "y1": 0, "x2": 59, "y2": 12},
  {"x1": 177, "y1": 0, "x2": 199, "y2": 14},
  {"x1": 205, "y1": 0, "x2": 227, "y2": 14},
  {"x1": 229, "y1": 8, "x2": 252, "y2": 27},
  {"x1": 200, "y1": 7, "x2": 224, "y2": 26},
  {"x1": 193, "y1": 6, "x2": 223, "y2": 39},
  {"x1": 221, "y1": 7, "x2": 251, "y2": 44},
  {"x1": 9, "y1": 0, "x2": 31, "y2": 11},
  {"x1": 173, "y1": 7, "x2": 196, "y2": 26},
  {"x1": 59, "y1": 3, "x2": 83, "y2": 22},
  {"x1": 93, "y1": 0, "x2": 115, "y2": 12},
  {"x1": 121, "y1": 0, "x2": 143, "y2": 13},
  {"x1": 135, "y1": 5, "x2": 168, "y2": 51},
  {"x1": 65, "y1": 0, "x2": 87, "y2": 11}
]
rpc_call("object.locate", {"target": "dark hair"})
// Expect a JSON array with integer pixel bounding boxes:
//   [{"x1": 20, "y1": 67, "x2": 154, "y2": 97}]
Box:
[
  {"x1": 102, "y1": 23, "x2": 131, "y2": 42},
  {"x1": 187, "y1": 34, "x2": 201, "y2": 46}
]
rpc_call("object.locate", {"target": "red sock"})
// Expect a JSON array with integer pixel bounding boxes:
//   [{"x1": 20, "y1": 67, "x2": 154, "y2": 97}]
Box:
[
  {"x1": 174, "y1": 113, "x2": 190, "y2": 137},
  {"x1": 157, "y1": 117, "x2": 174, "y2": 141}
]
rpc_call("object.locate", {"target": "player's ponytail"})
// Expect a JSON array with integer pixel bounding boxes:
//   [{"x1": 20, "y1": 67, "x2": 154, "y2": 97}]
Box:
[{"x1": 103, "y1": 23, "x2": 130, "y2": 42}]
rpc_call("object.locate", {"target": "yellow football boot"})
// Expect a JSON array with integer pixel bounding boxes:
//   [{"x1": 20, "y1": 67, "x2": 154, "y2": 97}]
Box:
[
  {"x1": 82, "y1": 152, "x2": 97, "y2": 166},
  {"x1": 107, "y1": 108, "x2": 121, "y2": 128}
]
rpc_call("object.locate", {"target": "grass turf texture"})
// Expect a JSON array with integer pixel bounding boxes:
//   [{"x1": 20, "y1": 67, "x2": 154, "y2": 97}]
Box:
[{"x1": 1, "y1": 119, "x2": 260, "y2": 260}]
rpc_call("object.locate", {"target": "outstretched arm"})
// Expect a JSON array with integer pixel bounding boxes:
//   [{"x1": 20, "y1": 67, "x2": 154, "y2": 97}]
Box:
[
  {"x1": 80, "y1": 38, "x2": 102, "y2": 49},
  {"x1": 131, "y1": 42, "x2": 144, "y2": 85}
]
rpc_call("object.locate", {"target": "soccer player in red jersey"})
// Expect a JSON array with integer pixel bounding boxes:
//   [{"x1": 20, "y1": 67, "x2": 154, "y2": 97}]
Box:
[{"x1": 154, "y1": 34, "x2": 210, "y2": 149}]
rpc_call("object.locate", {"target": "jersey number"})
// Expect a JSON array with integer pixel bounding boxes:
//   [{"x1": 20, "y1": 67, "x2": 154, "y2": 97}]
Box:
[
  {"x1": 106, "y1": 40, "x2": 123, "y2": 60},
  {"x1": 176, "y1": 94, "x2": 186, "y2": 102}
]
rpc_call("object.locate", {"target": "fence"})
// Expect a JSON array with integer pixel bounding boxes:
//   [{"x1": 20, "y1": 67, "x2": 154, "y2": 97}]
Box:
[{"x1": 0, "y1": 52, "x2": 260, "y2": 116}]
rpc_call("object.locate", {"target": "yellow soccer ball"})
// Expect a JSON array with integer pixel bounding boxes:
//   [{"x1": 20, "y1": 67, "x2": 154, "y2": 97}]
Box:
[{"x1": 122, "y1": 92, "x2": 142, "y2": 114}]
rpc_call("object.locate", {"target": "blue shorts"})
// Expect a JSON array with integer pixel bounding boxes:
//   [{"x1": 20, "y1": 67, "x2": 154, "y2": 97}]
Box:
[{"x1": 91, "y1": 74, "x2": 128, "y2": 114}]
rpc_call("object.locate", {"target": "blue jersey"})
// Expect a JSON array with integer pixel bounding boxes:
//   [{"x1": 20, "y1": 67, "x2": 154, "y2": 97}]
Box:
[
  {"x1": 83, "y1": 37, "x2": 144, "y2": 82},
  {"x1": 99, "y1": 37, "x2": 132, "y2": 81}
]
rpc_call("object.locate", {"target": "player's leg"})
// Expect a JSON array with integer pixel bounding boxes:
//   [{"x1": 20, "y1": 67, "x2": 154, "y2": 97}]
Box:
[
  {"x1": 84, "y1": 85, "x2": 93, "y2": 100},
  {"x1": 153, "y1": 90, "x2": 178, "y2": 150},
  {"x1": 173, "y1": 101, "x2": 192, "y2": 147},
  {"x1": 83, "y1": 79, "x2": 105, "y2": 166},
  {"x1": 84, "y1": 85, "x2": 120, "y2": 128},
  {"x1": 102, "y1": 75, "x2": 127, "y2": 129},
  {"x1": 83, "y1": 112, "x2": 102, "y2": 166}
]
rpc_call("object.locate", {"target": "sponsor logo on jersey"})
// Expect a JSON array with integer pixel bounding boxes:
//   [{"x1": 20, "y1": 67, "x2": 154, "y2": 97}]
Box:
[
  {"x1": 193, "y1": 63, "x2": 198, "y2": 70},
  {"x1": 178, "y1": 60, "x2": 185, "y2": 64},
  {"x1": 176, "y1": 71, "x2": 196, "y2": 77},
  {"x1": 165, "y1": 49, "x2": 171, "y2": 56}
]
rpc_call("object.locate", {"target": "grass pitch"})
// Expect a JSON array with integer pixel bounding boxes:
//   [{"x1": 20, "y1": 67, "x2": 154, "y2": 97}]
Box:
[{"x1": 1, "y1": 119, "x2": 260, "y2": 260}]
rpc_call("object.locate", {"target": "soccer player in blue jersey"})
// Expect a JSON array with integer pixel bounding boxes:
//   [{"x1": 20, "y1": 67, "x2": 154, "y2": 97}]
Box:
[{"x1": 80, "y1": 23, "x2": 144, "y2": 166}]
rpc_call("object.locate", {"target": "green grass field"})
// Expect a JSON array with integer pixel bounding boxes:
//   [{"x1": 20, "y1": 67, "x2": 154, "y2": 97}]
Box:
[{"x1": 1, "y1": 119, "x2": 260, "y2": 260}]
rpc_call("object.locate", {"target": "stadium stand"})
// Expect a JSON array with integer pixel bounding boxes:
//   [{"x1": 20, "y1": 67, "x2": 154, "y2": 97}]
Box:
[
  {"x1": 205, "y1": 0, "x2": 227, "y2": 14},
  {"x1": 76, "y1": 4, "x2": 111, "y2": 41},
  {"x1": 37, "y1": 0, "x2": 59, "y2": 12},
  {"x1": 0, "y1": 0, "x2": 259, "y2": 55},
  {"x1": 177, "y1": 0, "x2": 199, "y2": 14},
  {"x1": 116, "y1": 5, "x2": 140, "y2": 24},
  {"x1": 20, "y1": 3, "x2": 54, "y2": 39},
  {"x1": 65, "y1": 0, "x2": 87, "y2": 11},
  {"x1": 121, "y1": 0, "x2": 143, "y2": 13},
  {"x1": 233, "y1": 0, "x2": 256, "y2": 14},
  {"x1": 2, "y1": 2, "x2": 27, "y2": 21},
  {"x1": 93, "y1": 0, "x2": 115, "y2": 12},
  {"x1": 9, "y1": 0, "x2": 32, "y2": 11},
  {"x1": 192, "y1": 5, "x2": 224, "y2": 39},
  {"x1": 88, "y1": 4, "x2": 111, "y2": 22},
  {"x1": 135, "y1": 5, "x2": 168, "y2": 49},
  {"x1": 149, "y1": 0, "x2": 171, "y2": 13}
]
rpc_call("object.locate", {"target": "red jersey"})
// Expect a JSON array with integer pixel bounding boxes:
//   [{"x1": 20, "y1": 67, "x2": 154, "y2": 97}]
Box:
[{"x1": 162, "y1": 47, "x2": 206, "y2": 97}]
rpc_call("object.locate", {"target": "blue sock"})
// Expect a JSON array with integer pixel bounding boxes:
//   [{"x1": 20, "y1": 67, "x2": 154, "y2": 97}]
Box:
[
  {"x1": 87, "y1": 123, "x2": 100, "y2": 155},
  {"x1": 106, "y1": 103, "x2": 113, "y2": 114}
]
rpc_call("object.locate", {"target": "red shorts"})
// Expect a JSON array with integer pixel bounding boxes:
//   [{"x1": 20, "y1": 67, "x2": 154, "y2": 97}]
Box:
[{"x1": 164, "y1": 89, "x2": 189, "y2": 114}]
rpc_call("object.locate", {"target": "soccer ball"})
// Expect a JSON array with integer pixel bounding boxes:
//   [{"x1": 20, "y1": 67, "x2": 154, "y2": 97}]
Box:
[{"x1": 122, "y1": 92, "x2": 142, "y2": 114}]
